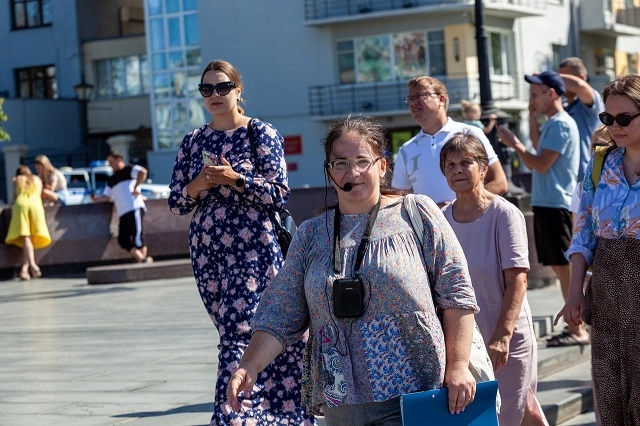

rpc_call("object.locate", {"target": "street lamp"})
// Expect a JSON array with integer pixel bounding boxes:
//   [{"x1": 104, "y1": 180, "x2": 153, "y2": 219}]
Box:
[
  {"x1": 474, "y1": 0, "x2": 525, "y2": 195},
  {"x1": 73, "y1": 78, "x2": 94, "y2": 144}
]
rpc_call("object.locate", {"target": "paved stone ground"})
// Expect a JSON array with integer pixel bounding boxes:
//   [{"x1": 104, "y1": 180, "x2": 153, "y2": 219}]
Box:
[
  {"x1": 0, "y1": 276, "x2": 218, "y2": 426},
  {"x1": 0, "y1": 275, "x2": 596, "y2": 425}
]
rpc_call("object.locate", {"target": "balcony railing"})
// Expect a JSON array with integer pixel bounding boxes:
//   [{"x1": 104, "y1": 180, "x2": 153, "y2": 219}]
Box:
[
  {"x1": 308, "y1": 75, "x2": 527, "y2": 117},
  {"x1": 580, "y1": 1, "x2": 640, "y2": 36},
  {"x1": 303, "y1": 0, "x2": 547, "y2": 21},
  {"x1": 617, "y1": 7, "x2": 640, "y2": 28}
]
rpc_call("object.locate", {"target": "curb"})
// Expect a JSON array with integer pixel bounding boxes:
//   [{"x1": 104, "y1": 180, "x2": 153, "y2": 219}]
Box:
[{"x1": 86, "y1": 258, "x2": 192, "y2": 284}]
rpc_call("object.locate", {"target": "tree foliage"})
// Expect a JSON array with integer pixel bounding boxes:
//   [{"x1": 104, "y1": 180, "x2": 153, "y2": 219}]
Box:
[{"x1": 0, "y1": 98, "x2": 10, "y2": 141}]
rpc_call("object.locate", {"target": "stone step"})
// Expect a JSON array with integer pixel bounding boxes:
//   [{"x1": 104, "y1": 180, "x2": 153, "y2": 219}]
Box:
[
  {"x1": 538, "y1": 358, "x2": 593, "y2": 426},
  {"x1": 557, "y1": 409, "x2": 597, "y2": 426},
  {"x1": 533, "y1": 314, "x2": 555, "y2": 339},
  {"x1": 537, "y1": 341, "x2": 591, "y2": 379},
  {"x1": 86, "y1": 258, "x2": 192, "y2": 285}
]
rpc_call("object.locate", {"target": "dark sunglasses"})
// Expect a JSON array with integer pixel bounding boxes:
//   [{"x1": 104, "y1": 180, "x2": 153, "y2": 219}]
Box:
[
  {"x1": 198, "y1": 81, "x2": 236, "y2": 97},
  {"x1": 599, "y1": 111, "x2": 640, "y2": 127}
]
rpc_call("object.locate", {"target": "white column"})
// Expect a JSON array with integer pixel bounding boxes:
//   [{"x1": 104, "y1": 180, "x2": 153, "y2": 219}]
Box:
[
  {"x1": 106, "y1": 135, "x2": 136, "y2": 165},
  {"x1": 2, "y1": 144, "x2": 29, "y2": 203}
]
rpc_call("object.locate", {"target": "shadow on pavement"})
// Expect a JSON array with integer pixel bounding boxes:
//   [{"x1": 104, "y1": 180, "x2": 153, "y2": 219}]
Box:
[
  {"x1": 111, "y1": 401, "x2": 214, "y2": 422},
  {"x1": 0, "y1": 285, "x2": 135, "y2": 303}
]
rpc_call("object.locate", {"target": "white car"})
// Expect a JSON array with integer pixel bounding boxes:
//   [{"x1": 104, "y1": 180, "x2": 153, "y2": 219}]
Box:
[{"x1": 59, "y1": 164, "x2": 170, "y2": 205}]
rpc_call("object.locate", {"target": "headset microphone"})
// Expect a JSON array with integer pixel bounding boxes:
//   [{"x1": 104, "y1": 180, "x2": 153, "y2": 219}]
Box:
[{"x1": 341, "y1": 182, "x2": 353, "y2": 192}]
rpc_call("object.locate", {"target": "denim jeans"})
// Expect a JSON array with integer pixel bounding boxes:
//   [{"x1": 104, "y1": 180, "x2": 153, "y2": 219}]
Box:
[{"x1": 322, "y1": 397, "x2": 402, "y2": 426}]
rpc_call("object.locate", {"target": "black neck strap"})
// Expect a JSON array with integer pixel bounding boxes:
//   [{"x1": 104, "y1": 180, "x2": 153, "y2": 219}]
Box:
[{"x1": 333, "y1": 196, "x2": 382, "y2": 275}]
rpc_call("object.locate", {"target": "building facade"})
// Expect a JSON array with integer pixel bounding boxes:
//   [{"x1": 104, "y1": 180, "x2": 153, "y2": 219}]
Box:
[{"x1": 1, "y1": 0, "x2": 639, "y2": 201}]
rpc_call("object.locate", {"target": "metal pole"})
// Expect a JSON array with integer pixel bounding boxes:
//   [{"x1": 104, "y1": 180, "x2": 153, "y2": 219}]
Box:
[
  {"x1": 81, "y1": 99, "x2": 89, "y2": 145},
  {"x1": 475, "y1": 0, "x2": 500, "y2": 117},
  {"x1": 475, "y1": 0, "x2": 525, "y2": 195}
]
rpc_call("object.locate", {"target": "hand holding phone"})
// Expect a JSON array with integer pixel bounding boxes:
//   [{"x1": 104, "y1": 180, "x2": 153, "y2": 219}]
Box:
[{"x1": 202, "y1": 149, "x2": 218, "y2": 166}]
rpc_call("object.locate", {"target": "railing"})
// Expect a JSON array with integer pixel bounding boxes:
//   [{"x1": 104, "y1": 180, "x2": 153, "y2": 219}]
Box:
[
  {"x1": 580, "y1": 1, "x2": 640, "y2": 34},
  {"x1": 303, "y1": 0, "x2": 547, "y2": 21},
  {"x1": 308, "y1": 75, "x2": 527, "y2": 117},
  {"x1": 617, "y1": 7, "x2": 640, "y2": 28}
]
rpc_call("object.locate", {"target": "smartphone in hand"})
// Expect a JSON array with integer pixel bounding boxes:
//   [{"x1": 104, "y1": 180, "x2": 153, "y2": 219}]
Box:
[{"x1": 202, "y1": 149, "x2": 218, "y2": 166}]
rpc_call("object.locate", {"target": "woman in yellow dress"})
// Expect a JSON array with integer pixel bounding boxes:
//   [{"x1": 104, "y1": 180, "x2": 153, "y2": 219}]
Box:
[{"x1": 4, "y1": 165, "x2": 51, "y2": 280}]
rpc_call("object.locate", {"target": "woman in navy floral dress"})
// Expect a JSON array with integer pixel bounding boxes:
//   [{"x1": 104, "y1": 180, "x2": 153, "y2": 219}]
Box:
[{"x1": 169, "y1": 60, "x2": 314, "y2": 426}]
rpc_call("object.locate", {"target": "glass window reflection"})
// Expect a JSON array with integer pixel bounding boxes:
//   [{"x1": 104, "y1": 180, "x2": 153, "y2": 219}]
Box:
[
  {"x1": 150, "y1": 19, "x2": 165, "y2": 51},
  {"x1": 184, "y1": 14, "x2": 199, "y2": 46},
  {"x1": 186, "y1": 48, "x2": 201, "y2": 66},
  {"x1": 168, "y1": 17, "x2": 181, "y2": 48},
  {"x1": 166, "y1": 0, "x2": 180, "y2": 13},
  {"x1": 153, "y1": 53, "x2": 167, "y2": 70},
  {"x1": 147, "y1": 0, "x2": 163, "y2": 16}
]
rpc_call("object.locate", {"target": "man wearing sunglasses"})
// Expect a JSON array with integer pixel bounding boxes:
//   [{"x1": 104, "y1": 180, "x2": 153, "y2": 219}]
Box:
[
  {"x1": 558, "y1": 57, "x2": 605, "y2": 182},
  {"x1": 497, "y1": 71, "x2": 587, "y2": 347},
  {"x1": 392, "y1": 76, "x2": 508, "y2": 207}
]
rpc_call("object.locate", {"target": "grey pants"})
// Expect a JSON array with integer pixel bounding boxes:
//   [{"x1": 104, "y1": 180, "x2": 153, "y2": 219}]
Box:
[{"x1": 322, "y1": 397, "x2": 402, "y2": 426}]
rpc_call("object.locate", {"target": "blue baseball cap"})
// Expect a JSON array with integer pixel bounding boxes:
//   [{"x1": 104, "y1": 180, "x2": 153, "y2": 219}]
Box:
[{"x1": 524, "y1": 70, "x2": 565, "y2": 96}]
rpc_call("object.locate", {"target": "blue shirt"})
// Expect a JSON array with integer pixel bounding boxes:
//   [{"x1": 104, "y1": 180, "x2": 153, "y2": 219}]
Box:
[
  {"x1": 531, "y1": 111, "x2": 580, "y2": 209},
  {"x1": 564, "y1": 89, "x2": 604, "y2": 181}
]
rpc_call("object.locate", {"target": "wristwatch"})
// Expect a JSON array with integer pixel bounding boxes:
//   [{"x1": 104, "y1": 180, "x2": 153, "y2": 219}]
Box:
[{"x1": 234, "y1": 174, "x2": 246, "y2": 189}]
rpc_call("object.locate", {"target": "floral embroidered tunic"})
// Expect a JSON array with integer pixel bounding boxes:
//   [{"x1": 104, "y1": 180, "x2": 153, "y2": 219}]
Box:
[
  {"x1": 169, "y1": 120, "x2": 314, "y2": 425},
  {"x1": 567, "y1": 146, "x2": 640, "y2": 264},
  {"x1": 252, "y1": 195, "x2": 478, "y2": 416}
]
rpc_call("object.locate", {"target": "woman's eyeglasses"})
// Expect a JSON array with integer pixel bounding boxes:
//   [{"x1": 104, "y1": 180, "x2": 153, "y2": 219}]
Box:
[
  {"x1": 327, "y1": 157, "x2": 381, "y2": 172},
  {"x1": 599, "y1": 111, "x2": 640, "y2": 127},
  {"x1": 404, "y1": 91, "x2": 440, "y2": 104},
  {"x1": 198, "y1": 81, "x2": 236, "y2": 97}
]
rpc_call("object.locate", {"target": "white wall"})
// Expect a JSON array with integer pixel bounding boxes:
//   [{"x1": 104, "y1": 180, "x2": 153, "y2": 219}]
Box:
[
  {"x1": 516, "y1": 1, "x2": 572, "y2": 74},
  {"x1": 197, "y1": 0, "x2": 334, "y2": 188}
]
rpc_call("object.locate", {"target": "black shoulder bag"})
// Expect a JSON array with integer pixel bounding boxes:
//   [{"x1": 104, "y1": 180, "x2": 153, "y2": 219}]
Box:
[{"x1": 246, "y1": 119, "x2": 297, "y2": 258}]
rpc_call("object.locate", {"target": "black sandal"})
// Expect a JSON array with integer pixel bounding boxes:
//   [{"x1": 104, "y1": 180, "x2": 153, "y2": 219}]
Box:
[{"x1": 546, "y1": 331, "x2": 589, "y2": 347}]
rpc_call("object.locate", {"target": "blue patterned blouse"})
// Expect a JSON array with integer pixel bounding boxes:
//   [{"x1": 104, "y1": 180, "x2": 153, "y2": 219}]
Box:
[
  {"x1": 567, "y1": 146, "x2": 640, "y2": 265},
  {"x1": 252, "y1": 195, "x2": 478, "y2": 415}
]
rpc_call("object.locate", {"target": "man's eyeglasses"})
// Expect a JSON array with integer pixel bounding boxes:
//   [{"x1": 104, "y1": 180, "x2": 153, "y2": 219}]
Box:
[
  {"x1": 198, "y1": 81, "x2": 236, "y2": 97},
  {"x1": 599, "y1": 111, "x2": 640, "y2": 127},
  {"x1": 327, "y1": 157, "x2": 381, "y2": 173},
  {"x1": 404, "y1": 91, "x2": 440, "y2": 104}
]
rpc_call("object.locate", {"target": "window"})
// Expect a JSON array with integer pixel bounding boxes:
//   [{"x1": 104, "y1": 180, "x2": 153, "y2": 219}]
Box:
[
  {"x1": 337, "y1": 40, "x2": 355, "y2": 83},
  {"x1": 96, "y1": 55, "x2": 149, "y2": 98},
  {"x1": 16, "y1": 65, "x2": 57, "y2": 98},
  {"x1": 338, "y1": 29, "x2": 445, "y2": 84},
  {"x1": 393, "y1": 32, "x2": 426, "y2": 79},
  {"x1": 357, "y1": 36, "x2": 391, "y2": 82},
  {"x1": 12, "y1": 0, "x2": 52, "y2": 29},
  {"x1": 489, "y1": 32, "x2": 510, "y2": 76},
  {"x1": 146, "y1": 0, "x2": 202, "y2": 150},
  {"x1": 427, "y1": 31, "x2": 445, "y2": 76}
]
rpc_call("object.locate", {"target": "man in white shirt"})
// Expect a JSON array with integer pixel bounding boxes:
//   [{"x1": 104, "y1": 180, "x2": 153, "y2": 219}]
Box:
[
  {"x1": 392, "y1": 76, "x2": 508, "y2": 206},
  {"x1": 92, "y1": 151, "x2": 152, "y2": 263}
]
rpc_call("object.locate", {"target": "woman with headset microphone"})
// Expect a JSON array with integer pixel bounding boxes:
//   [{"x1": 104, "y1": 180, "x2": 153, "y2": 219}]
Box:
[{"x1": 227, "y1": 115, "x2": 479, "y2": 425}]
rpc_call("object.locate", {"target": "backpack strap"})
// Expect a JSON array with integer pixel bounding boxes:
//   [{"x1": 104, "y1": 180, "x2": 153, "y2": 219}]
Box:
[
  {"x1": 245, "y1": 118, "x2": 294, "y2": 227},
  {"x1": 246, "y1": 118, "x2": 258, "y2": 161},
  {"x1": 591, "y1": 145, "x2": 610, "y2": 188},
  {"x1": 404, "y1": 194, "x2": 424, "y2": 246},
  {"x1": 403, "y1": 194, "x2": 436, "y2": 285}
]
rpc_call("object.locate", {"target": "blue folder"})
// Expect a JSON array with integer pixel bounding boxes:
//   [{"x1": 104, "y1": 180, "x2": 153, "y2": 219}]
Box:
[{"x1": 401, "y1": 380, "x2": 499, "y2": 426}]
